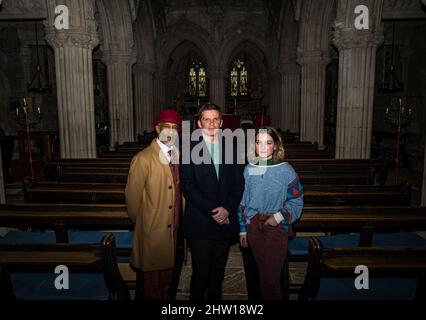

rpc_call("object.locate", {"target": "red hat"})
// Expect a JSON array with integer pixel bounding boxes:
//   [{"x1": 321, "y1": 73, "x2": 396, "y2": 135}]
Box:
[{"x1": 153, "y1": 109, "x2": 182, "y2": 130}]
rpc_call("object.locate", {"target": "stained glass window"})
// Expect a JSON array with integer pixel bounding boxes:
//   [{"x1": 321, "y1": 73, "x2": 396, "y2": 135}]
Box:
[
  {"x1": 188, "y1": 58, "x2": 206, "y2": 97},
  {"x1": 199, "y1": 68, "x2": 206, "y2": 97},
  {"x1": 230, "y1": 58, "x2": 248, "y2": 97}
]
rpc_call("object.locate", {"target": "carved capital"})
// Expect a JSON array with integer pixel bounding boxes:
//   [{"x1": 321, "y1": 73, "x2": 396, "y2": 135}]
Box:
[
  {"x1": 332, "y1": 25, "x2": 384, "y2": 51},
  {"x1": 45, "y1": 29, "x2": 99, "y2": 50}
]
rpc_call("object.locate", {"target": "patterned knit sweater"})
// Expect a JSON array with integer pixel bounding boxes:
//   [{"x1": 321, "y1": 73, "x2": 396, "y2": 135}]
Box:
[{"x1": 237, "y1": 161, "x2": 304, "y2": 233}]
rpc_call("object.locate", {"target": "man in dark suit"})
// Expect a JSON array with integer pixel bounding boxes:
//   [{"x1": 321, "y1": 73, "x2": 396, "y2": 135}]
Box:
[{"x1": 181, "y1": 103, "x2": 244, "y2": 301}]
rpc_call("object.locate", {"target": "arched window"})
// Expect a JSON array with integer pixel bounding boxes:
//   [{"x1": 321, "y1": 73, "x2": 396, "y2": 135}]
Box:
[
  {"x1": 230, "y1": 58, "x2": 248, "y2": 97},
  {"x1": 188, "y1": 58, "x2": 207, "y2": 97}
]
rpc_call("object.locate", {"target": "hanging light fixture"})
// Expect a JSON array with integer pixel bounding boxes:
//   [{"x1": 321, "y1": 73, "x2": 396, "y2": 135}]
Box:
[
  {"x1": 27, "y1": 21, "x2": 51, "y2": 93},
  {"x1": 379, "y1": 21, "x2": 404, "y2": 93}
]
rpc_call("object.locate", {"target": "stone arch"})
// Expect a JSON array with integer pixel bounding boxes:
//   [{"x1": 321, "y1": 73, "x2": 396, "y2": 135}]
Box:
[
  {"x1": 298, "y1": 0, "x2": 336, "y2": 55},
  {"x1": 95, "y1": 0, "x2": 135, "y2": 55},
  {"x1": 225, "y1": 40, "x2": 268, "y2": 91},
  {"x1": 296, "y1": 0, "x2": 336, "y2": 148},
  {"x1": 218, "y1": 26, "x2": 269, "y2": 73},
  {"x1": 279, "y1": 1, "x2": 299, "y2": 63},
  {"x1": 133, "y1": 0, "x2": 155, "y2": 67},
  {"x1": 221, "y1": 40, "x2": 268, "y2": 114},
  {"x1": 164, "y1": 40, "x2": 210, "y2": 108},
  {"x1": 95, "y1": 0, "x2": 136, "y2": 146},
  {"x1": 156, "y1": 20, "x2": 216, "y2": 77},
  {"x1": 276, "y1": 1, "x2": 302, "y2": 133}
]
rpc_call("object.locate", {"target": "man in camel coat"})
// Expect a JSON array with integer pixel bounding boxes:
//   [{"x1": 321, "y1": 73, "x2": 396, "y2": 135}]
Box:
[{"x1": 125, "y1": 109, "x2": 183, "y2": 300}]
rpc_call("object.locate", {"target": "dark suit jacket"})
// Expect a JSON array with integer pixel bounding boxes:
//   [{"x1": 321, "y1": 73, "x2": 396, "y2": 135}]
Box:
[{"x1": 181, "y1": 135, "x2": 244, "y2": 240}]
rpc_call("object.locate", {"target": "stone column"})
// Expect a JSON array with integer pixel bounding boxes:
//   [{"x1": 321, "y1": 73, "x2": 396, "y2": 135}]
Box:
[
  {"x1": 134, "y1": 63, "x2": 155, "y2": 135},
  {"x1": 422, "y1": 140, "x2": 426, "y2": 206},
  {"x1": 297, "y1": 52, "x2": 329, "y2": 148},
  {"x1": 268, "y1": 70, "x2": 282, "y2": 128},
  {"x1": 333, "y1": 29, "x2": 384, "y2": 159},
  {"x1": 0, "y1": 146, "x2": 5, "y2": 204},
  {"x1": 209, "y1": 68, "x2": 226, "y2": 108},
  {"x1": 279, "y1": 63, "x2": 300, "y2": 133},
  {"x1": 103, "y1": 51, "x2": 136, "y2": 149},
  {"x1": 45, "y1": 0, "x2": 99, "y2": 158},
  {"x1": 20, "y1": 45, "x2": 33, "y2": 88},
  {"x1": 153, "y1": 72, "x2": 166, "y2": 117}
]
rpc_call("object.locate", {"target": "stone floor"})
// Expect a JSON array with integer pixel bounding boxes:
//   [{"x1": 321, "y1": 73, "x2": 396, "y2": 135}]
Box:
[
  {"x1": 3, "y1": 167, "x2": 424, "y2": 300},
  {"x1": 119, "y1": 244, "x2": 308, "y2": 301},
  {"x1": 175, "y1": 244, "x2": 250, "y2": 300}
]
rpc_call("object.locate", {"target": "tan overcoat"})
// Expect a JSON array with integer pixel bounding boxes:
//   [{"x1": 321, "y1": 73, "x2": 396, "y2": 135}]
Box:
[{"x1": 125, "y1": 139, "x2": 180, "y2": 272}]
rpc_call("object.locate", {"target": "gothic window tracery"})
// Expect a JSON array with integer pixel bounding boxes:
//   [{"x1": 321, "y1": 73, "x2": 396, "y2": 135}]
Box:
[
  {"x1": 230, "y1": 58, "x2": 248, "y2": 97},
  {"x1": 188, "y1": 57, "x2": 206, "y2": 97}
]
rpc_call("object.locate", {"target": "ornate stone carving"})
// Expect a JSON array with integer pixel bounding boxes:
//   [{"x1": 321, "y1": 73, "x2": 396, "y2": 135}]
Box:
[
  {"x1": 332, "y1": 25, "x2": 384, "y2": 50},
  {"x1": 45, "y1": 30, "x2": 99, "y2": 50},
  {"x1": 44, "y1": 0, "x2": 99, "y2": 49},
  {"x1": 383, "y1": 0, "x2": 426, "y2": 19},
  {"x1": 0, "y1": 0, "x2": 46, "y2": 19}
]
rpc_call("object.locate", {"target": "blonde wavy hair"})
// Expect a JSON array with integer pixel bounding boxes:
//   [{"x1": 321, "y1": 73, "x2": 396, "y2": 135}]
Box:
[{"x1": 247, "y1": 127, "x2": 286, "y2": 164}]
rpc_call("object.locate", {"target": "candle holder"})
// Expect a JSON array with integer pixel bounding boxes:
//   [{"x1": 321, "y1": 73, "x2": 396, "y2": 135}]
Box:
[
  {"x1": 15, "y1": 97, "x2": 42, "y2": 180},
  {"x1": 384, "y1": 97, "x2": 413, "y2": 183}
]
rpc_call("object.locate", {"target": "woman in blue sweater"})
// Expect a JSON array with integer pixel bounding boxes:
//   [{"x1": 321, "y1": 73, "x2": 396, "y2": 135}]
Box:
[{"x1": 238, "y1": 127, "x2": 303, "y2": 300}]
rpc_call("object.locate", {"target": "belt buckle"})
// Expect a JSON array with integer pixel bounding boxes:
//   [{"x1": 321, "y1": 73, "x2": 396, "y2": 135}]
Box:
[{"x1": 256, "y1": 213, "x2": 269, "y2": 222}]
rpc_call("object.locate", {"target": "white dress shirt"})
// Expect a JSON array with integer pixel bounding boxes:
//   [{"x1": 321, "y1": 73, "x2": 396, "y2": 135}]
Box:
[{"x1": 156, "y1": 138, "x2": 174, "y2": 163}]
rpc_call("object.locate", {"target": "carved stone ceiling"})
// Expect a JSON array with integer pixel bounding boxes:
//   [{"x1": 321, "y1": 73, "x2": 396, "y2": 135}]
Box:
[
  {"x1": 383, "y1": 0, "x2": 426, "y2": 20},
  {"x1": 0, "y1": 0, "x2": 47, "y2": 20}
]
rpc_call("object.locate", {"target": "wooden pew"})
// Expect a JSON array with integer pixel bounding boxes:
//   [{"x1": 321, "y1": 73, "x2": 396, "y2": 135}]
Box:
[
  {"x1": 0, "y1": 204, "x2": 131, "y2": 239},
  {"x1": 43, "y1": 158, "x2": 130, "y2": 181},
  {"x1": 0, "y1": 233, "x2": 130, "y2": 300},
  {"x1": 302, "y1": 184, "x2": 410, "y2": 206},
  {"x1": 102, "y1": 139, "x2": 333, "y2": 159},
  {"x1": 2, "y1": 203, "x2": 425, "y2": 300},
  {"x1": 0, "y1": 203, "x2": 133, "y2": 258},
  {"x1": 3, "y1": 203, "x2": 426, "y2": 237},
  {"x1": 298, "y1": 237, "x2": 426, "y2": 300},
  {"x1": 24, "y1": 182, "x2": 126, "y2": 204},
  {"x1": 288, "y1": 205, "x2": 426, "y2": 261},
  {"x1": 137, "y1": 132, "x2": 157, "y2": 144},
  {"x1": 44, "y1": 158, "x2": 386, "y2": 185},
  {"x1": 98, "y1": 148, "x2": 333, "y2": 159},
  {"x1": 296, "y1": 205, "x2": 426, "y2": 234},
  {"x1": 0, "y1": 204, "x2": 182, "y2": 299},
  {"x1": 44, "y1": 166, "x2": 380, "y2": 185},
  {"x1": 48, "y1": 167, "x2": 377, "y2": 184},
  {"x1": 23, "y1": 181, "x2": 410, "y2": 206}
]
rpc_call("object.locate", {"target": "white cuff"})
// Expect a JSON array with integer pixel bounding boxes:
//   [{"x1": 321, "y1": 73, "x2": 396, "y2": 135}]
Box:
[
  {"x1": 239, "y1": 232, "x2": 247, "y2": 236},
  {"x1": 273, "y1": 212, "x2": 284, "y2": 224}
]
